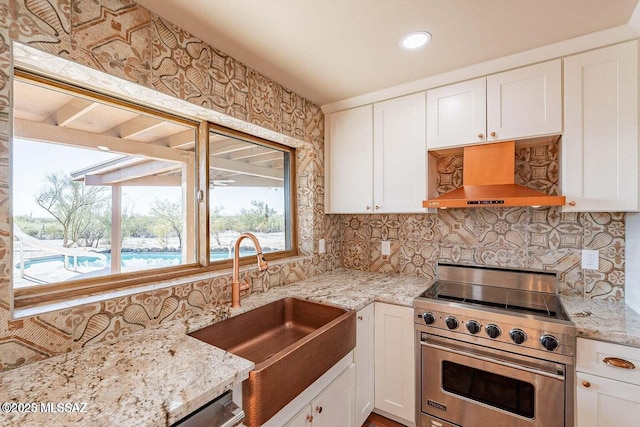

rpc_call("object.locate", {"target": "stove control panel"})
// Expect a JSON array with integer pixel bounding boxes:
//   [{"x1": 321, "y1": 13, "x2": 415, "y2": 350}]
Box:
[{"x1": 414, "y1": 306, "x2": 575, "y2": 357}]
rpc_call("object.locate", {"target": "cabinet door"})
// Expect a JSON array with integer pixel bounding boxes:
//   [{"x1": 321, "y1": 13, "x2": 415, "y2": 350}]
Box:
[
  {"x1": 284, "y1": 406, "x2": 311, "y2": 427},
  {"x1": 312, "y1": 363, "x2": 356, "y2": 427},
  {"x1": 486, "y1": 59, "x2": 561, "y2": 141},
  {"x1": 325, "y1": 105, "x2": 373, "y2": 213},
  {"x1": 355, "y1": 304, "x2": 374, "y2": 426},
  {"x1": 373, "y1": 92, "x2": 427, "y2": 213},
  {"x1": 576, "y1": 371, "x2": 640, "y2": 427},
  {"x1": 426, "y1": 77, "x2": 486, "y2": 149},
  {"x1": 374, "y1": 303, "x2": 415, "y2": 424},
  {"x1": 563, "y1": 40, "x2": 639, "y2": 212}
]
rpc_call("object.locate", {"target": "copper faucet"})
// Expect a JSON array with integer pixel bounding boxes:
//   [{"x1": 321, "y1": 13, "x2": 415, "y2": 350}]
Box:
[{"x1": 231, "y1": 232, "x2": 268, "y2": 308}]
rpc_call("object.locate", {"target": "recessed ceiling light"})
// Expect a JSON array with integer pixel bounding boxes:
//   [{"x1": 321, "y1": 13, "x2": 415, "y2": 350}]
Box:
[
  {"x1": 96, "y1": 145, "x2": 110, "y2": 151},
  {"x1": 400, "y1": 31, "x2": 432, "y2": 50}
]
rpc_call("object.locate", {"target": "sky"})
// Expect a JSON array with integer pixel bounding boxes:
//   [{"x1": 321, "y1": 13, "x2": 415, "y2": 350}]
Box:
[{"x1": 13, "y1": 139, "x2": 285, "y2": 218}]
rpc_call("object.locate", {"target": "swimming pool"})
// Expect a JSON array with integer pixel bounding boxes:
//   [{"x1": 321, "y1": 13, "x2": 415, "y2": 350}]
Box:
[{"x1": 17, "y1": 250, "x2": 259, "y2": 270}]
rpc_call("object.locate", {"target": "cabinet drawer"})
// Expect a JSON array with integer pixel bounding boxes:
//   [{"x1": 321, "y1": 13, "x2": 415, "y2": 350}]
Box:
[{"x1": 577, "y1": 338, "x2": 640, "y2": 385}]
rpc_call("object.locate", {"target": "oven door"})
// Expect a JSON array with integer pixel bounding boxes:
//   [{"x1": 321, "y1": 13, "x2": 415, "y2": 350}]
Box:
[{"x1": 420, "y1": 334, "x2": 565, "y2": 427}]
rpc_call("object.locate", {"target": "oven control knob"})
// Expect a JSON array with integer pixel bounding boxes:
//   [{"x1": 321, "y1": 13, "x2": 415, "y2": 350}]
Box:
[
  {"x1": 466, "y1": 320, "x2": 481, "y2": 334},
  {"x1": 485, "y1": 324, "x2": 501, "y2": 339},
  {"x1": 510, "y1": 329, "x2": 527, "y2": 344},
  {"x1": 540, "y1": 334, "x2": 559, "y2": 351},
  {"x1": 422, "y1": 312, "x2": 436, "y2": 325},
  {"x1": 445, "y1": 316, "x2": 459, "y2": 330}
]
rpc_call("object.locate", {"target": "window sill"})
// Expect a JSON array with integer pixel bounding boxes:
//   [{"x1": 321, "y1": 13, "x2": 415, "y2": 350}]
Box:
[{"x1": 13, "y1": 254, "x2": 312, "y2": 319}]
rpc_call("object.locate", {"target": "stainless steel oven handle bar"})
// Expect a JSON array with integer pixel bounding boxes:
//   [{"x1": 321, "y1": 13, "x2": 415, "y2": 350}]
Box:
[{"x1": 420, "y1": 340, "x2": 565, "y2": 381}]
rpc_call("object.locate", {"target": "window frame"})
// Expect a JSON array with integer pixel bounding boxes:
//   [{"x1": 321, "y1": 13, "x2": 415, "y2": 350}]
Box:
[
  {"x1": 11, "y1": 70, "x2": 298, "y2": 310},
  {"x1": 202, "y1": 123, "x2": 298, "y2": 272}
]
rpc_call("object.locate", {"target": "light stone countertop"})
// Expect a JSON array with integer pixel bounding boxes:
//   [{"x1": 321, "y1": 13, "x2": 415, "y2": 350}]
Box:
[
  {"x1": 560, "y1": 295, "x2": 640, "y2": 348},
  {"x1": 0, "y1": 269, "x2": 432, "y2": 427}
]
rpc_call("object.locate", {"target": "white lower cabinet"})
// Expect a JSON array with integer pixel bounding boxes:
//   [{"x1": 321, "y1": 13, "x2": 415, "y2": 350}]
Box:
[
  {"x1": 374, "y1": 302, "x2": 415, "y2": 426},
  {"x1": 576, "y1": 338, "x2": 640, "y2": 427},
  {"x1": 285, "y1": 363, "x2": 356, "y2": 427},
  {"x1": 355, "y1": 303, "x2": 375, "y2": 426}
]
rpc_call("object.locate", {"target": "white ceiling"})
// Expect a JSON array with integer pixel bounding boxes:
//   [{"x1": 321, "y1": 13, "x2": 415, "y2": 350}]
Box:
[{"x1": 135, "y1": 0, "x2": 640, "y2": 106}]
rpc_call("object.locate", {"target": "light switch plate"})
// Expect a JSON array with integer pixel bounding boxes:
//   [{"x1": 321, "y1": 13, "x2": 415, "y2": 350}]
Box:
[
  {"x1": 318, "y1": 239, "x2": 326, "y2": 254},
  {"x1": 582, "y1": 249, "x2": 599, "y2": 270},
  {"x1": 381, "y1": 241, "x2": 391, "y2": 256}
]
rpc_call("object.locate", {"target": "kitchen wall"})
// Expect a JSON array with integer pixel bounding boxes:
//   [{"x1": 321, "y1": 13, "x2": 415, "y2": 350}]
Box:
[
  {"x1": 332, "y1": 142, "x2": 625, "y2": 300},
  {"x1": 0, "y1": 0, "x2": 627, "y2": 373},
  {"x1": 0, "y1": 0, "x2": 333, "y2": 371}
]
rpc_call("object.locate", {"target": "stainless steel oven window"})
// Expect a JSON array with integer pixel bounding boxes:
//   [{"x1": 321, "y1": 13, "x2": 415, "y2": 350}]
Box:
[{"x1": 441, "y1": 360, "x2": 535, "y2": 418}]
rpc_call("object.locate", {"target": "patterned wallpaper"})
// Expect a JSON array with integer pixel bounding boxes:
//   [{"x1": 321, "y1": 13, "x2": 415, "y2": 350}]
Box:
[
  {"x1": 0, "y1": 0, "x2": 627, "y2": 373},
  {"x1": 0, "y1": 0, "x2": 332, "y2": 371},
  {"x1": 337, "y1": 142, "x2": 625, "y2": 300}
]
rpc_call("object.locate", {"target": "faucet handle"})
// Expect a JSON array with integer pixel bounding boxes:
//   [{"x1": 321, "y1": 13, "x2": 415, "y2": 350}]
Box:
[
  {"x1": 239, "y1": 272, "x2": 251, "y2": 295},
  {"x1": 256, "y1": 253, "x2": 268, "y2": 271}
]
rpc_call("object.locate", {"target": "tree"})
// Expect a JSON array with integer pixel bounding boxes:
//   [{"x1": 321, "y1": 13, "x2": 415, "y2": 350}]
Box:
[
  {"x1": 235, "y1": 200, "x2": 282, "y2": 233},
  {"x1": 151, "y1": 199, "x2": 183, "y2": 249},
  {"x1": 210, "y1": 205, "x2": 228, "y2": 246},
  {"x1": 35, "y1": 172, "x2": 109, "y2": 247}
]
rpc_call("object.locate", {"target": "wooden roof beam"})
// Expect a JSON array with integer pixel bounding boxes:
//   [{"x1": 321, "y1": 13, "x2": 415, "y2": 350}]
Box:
[
  {"x1": 15, "y1": 118, "x2": 191, "y2": 163},
  {"x1": 43, "y1": 98, "x2": 98, "y2": 127},
  {"x1": 84, "y1": 160, "x2": 181, "y2": 185},
  {"x1": 211, "y1": 157, "x2": 284, "y2": 180},
  {"x1": 102, "y1": 115, "x2": 165, "y2": 139}
]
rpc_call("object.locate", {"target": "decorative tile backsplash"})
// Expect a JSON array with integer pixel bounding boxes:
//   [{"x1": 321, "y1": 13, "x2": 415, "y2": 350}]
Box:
[{"x1": 0, "y1": 0, "x2": 628, "y2": 374}]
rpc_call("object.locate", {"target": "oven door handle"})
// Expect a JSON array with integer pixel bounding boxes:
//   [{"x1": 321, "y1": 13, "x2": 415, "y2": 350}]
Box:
[{"x1": 420, "y1": 340, "x2": 565, "y2": 380}]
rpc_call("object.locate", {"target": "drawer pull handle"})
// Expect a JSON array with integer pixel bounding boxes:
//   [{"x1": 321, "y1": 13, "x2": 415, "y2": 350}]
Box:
[
  {"x1": 358, "y1": 315, "x2": 363, "y2": 320},
  {"x1": 603, "y1": 357, "x2": 636, "y2": 370},
  {"x1": 582, "y1": 380, "x2": 591, "y2": 388}
]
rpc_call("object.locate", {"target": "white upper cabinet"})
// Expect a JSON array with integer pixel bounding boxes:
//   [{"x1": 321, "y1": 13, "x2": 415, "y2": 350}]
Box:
[
  {"x1": 563, "y1": 40, "x2": 639, "y2": 212},
  {"x1": 426, "y1": 77, "x2": 486, "y2": 149},
  {"x1": 325, "y1": 92, "x2": 427, "y2": 214},
  {"x1": 427, "y1": 60, "x2": 562, "y2": 149},
  {"x1": 325, "y1": 105, "x2": 373, "y2": 213},
  {"x1": 486, "y1": 60, "x2": 562, "y2": 141},
  {"x1": 373, "y1": 92, "x2": 427, "y2": 213}
]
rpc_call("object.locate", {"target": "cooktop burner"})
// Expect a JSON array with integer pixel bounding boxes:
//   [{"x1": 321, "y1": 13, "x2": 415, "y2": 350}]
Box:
[{"x1": 421, "y1": 280, "x2": 563, "y2": 319}]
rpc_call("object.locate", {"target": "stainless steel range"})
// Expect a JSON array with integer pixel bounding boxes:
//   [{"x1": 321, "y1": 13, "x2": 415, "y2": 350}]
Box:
[{"x1": 414, "y1": 264, "x2": 576, "y2": 427}]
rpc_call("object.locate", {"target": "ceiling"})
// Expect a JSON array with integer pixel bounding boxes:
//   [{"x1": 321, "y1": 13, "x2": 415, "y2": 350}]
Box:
[{"x1": 135, "y1": 0, "x2": 640, "y2": 106}]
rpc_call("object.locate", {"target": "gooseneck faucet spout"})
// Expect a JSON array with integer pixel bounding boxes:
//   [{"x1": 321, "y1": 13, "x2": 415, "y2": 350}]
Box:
[{"x1": 231, "y1": 232, "x2": 268, "y2": 308}]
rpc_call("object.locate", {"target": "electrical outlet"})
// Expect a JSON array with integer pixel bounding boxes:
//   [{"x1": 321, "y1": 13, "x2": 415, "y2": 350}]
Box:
[
  {"x1": 318, "y1": 239, "x2": 326, "y2": 254},
  {"x1": 381, "y1": 241, "x2": 391, "y2": 256},
  {"x1": 582, "y1": 249, "x2": 599, "y2": 270}
]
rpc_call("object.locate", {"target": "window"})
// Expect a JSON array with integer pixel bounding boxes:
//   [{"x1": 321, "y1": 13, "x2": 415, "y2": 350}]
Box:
[
  {"x1": 11, "y1": 69, "x2": 298, "y2": 309},
  {"x1": 208, "y1": 127, "x2": 296, "y2": 265},
  {"x1": 12, "y1": 71, "x2": 198, "y2": 296}
]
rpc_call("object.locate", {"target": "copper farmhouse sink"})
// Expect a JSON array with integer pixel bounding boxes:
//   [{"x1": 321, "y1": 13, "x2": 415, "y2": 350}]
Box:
[{"x1": 188, "y1": 297, "x2": 356, "y2": 426}]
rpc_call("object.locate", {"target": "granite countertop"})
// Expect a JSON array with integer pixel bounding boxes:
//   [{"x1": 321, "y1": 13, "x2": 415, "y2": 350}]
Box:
[
  {"x1": 560, "y1": 295, "x2": 640, "y2": 347},
  {"x1": 0, "y1": 269, "x2": 431, "y2": 427},
  {"x1": 13, "y1": 267, "x2": 640, "y2": 426}
]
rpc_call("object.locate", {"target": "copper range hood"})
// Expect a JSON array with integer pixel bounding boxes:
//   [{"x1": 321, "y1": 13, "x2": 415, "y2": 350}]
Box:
[{"x1": 423, "y1": 141, "x2": 565, "y2": 209}]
